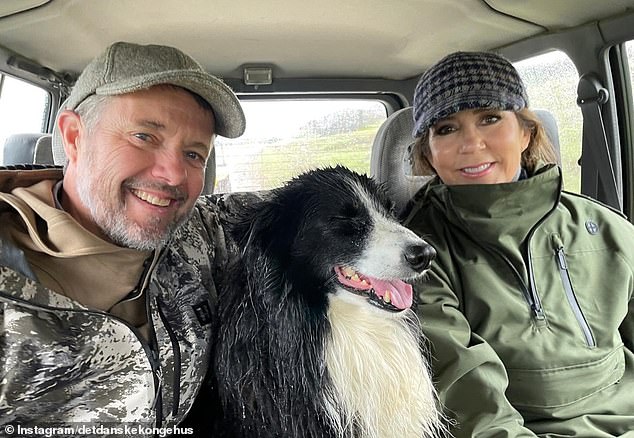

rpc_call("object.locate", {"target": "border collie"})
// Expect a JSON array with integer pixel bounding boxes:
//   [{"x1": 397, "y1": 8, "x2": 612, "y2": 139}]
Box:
[{"x1": 213, "y1": 166, "x2": 446, "y2": 438}]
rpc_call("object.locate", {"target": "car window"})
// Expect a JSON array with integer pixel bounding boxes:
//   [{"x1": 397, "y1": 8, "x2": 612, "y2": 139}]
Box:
[
  {"x1": 622, "y1": 40, "x2": 634, "y2": 214},
  {"x1": 625, "y1": 40, "x2": 634, "y2": 89},
  {"x1": 0, "y1": 74, "x2": 50, "y2": 163},
  {"x1": 514, "y1": 51, "x2": 582, "y2": 193},
  {"x1": 213, "y1": 99, "x2": 387, "y2": 193}
]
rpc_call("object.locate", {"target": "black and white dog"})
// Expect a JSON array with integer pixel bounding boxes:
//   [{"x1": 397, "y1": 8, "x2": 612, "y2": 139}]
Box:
[{"x1": 212, "y1": 166, "x2": 445, "y2": 438}]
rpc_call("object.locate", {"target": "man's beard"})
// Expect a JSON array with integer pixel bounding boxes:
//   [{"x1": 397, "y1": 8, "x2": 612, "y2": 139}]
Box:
[{"x1": 77, "y1": 156, "x2": 192, "y2": 251}]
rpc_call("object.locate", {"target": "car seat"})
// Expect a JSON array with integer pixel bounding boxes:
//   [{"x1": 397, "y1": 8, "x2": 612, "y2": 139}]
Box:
[
  {"x1": 2, "y1": 133, "x2": 46, "y2": 165},
  {"x1": 202, "y1": 149, "x2": 216, "y2": 194},
  {"x1": 369, "y1": 108, "x2": 430, "y2": 216},
  {"x1": 34, "y1": 134, "x2": 55, "y2": 164}
]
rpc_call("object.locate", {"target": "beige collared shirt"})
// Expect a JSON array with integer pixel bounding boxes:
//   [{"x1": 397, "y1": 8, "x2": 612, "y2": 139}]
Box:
[{"x1": 0, "y1": 179, "x2": 152, "y2": 337}]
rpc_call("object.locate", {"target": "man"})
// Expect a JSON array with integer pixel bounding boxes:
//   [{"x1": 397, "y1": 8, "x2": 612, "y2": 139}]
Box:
[{"x1": 0, "y1": 42, "x2": 245, "y2": 431}]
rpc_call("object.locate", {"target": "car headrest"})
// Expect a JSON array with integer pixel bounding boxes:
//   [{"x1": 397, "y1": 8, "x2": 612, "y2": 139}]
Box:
[
  {"x1": 370, "y1": 107, "x2": 561, "y2": 215},
  {"x1": 34, "y1": 134, "x2": 55, "y2": 164},
  {"x1": 2, "y1": 133, "x2": 44, "y2": 165},
  {"x1": 370, "y1": 107, "x2": 431, "y2": 215},
  {"x1": 533, "y1": 108, "x2": 561, "y2": 164},
  {"x1": 202, "y1": 148, "x2": 216, "y2": 195}
]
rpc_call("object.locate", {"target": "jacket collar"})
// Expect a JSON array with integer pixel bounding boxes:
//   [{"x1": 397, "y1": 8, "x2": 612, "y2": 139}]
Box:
[
  {"x1": 415, "y1": 163, "x2": 562, "y2": 242},
  {"x1": 0, "y1": 166, "x2": 63, "y2": 193}
]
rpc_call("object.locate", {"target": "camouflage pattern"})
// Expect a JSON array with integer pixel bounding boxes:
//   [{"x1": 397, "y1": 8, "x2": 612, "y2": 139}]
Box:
[{"x1": 0, "y1": 168, "x2": 257, "y2": 433}]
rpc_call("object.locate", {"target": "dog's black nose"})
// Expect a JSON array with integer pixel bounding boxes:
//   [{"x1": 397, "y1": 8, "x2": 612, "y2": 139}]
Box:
[{"x1": 405, "y1": 244, "x2": 436, "y2": 271}]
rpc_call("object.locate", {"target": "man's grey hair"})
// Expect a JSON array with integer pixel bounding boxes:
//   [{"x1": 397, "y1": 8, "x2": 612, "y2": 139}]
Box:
[
  {"x1": 74, "y1": 94, "x2": 112, "y2": 134},
  {"x1": 57, "y1": 94, "x2": 110, "y2": 172},
  {"x1": 74, "y1": 86, "x2": 216, "y2": 137}
]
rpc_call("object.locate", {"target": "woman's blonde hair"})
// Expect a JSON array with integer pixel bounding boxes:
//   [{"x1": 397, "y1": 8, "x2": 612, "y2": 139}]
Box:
[{"x1": 411, "y1": 108, "x2": 558, "y2": 176}]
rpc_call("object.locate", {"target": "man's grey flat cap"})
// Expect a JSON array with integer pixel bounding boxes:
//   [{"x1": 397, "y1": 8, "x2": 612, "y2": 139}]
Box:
[{"x1": 52, "y1": 41, "x2": 245, "y2": 164}]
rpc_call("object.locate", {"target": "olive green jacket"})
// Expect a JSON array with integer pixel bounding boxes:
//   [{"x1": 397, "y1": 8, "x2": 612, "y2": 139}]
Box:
[{"x1": 404, "y1": 164, "x2": 634, "y2": 437}]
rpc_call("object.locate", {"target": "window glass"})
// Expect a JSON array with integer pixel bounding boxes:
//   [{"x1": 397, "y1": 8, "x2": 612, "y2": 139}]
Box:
[
  {"x1": 515, "y1": 51, "x2": 582, "y2": 193},
  {"x1": 624, "y1": 42, "x2": 634, "y2": 149},
  {"x1": 0, "y1": 74, "x2": 50, "y2": 163},
  {"x1": 626, "y1": 41, "x2": 634, "y2": 90},
  {"x1": 213, "y1": 99, "x2": 387, "y2": 193}
]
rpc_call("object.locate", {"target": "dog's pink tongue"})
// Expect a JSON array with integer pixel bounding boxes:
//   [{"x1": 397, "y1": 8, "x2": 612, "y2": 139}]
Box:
[{"x1": 370, "y1": 278, "x2": 413, "y2": 310}]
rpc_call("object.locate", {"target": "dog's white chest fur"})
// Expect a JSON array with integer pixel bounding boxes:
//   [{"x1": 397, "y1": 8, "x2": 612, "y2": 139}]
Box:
[{"x1": 322, "y1": 290, "x2": 443, "y2": 438}]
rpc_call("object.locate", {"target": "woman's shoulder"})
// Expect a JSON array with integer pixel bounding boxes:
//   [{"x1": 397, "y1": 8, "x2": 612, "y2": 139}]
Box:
[
  {"x1": 558, "y1": 191, "x2": 634, "y2": 257},
  {"x1": 560, "y1": 190, "x2": 630, "y2": 222},
  {"x1": 401, "y1": 177, "x2": 441, "y2": 220}
]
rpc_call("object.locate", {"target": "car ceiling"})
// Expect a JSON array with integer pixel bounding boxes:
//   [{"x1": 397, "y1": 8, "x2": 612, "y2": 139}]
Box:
[{"x1": 2, "y1": 0, "x2": 634, "y2": 82}]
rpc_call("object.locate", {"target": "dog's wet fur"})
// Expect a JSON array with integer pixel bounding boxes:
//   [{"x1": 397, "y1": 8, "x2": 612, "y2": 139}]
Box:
[{"x1": 210, "y1": 166, "x2": 446, "y2": 437}]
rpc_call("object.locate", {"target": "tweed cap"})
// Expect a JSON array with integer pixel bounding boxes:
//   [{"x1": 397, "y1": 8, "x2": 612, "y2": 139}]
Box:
[
  {"x1": 52, "y1": 41, "x2": 245, "y2": 164},
  {"x1": 412, "y1": 51, "x2": 528, "y2": 137}
]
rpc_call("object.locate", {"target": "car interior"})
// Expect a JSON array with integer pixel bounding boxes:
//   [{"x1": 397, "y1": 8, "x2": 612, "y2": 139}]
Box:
[{"x1": 1, "y1": 0, "x2": 634, "y2": 221}]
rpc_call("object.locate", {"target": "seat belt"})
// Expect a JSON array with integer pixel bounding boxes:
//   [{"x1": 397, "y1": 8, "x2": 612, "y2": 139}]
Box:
[{"x1": 577, "y1": 73, "x2": 622, "y2": 211}]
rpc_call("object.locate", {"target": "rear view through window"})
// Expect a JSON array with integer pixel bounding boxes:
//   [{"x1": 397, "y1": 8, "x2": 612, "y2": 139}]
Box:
[
  {"x1": 0, "y1": 74, "x2": 49, "y2": 163},
  {"x1": 214, "y1": 99, "x2": 387, "y2": 193},
  {"x1": 515, "y1": 51, "x2": 582, "y2": 193}
]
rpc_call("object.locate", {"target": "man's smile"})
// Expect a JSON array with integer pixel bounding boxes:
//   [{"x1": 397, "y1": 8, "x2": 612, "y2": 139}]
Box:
[{"x1": 130, "y1": 188, "x2": 173, "y2": 207}]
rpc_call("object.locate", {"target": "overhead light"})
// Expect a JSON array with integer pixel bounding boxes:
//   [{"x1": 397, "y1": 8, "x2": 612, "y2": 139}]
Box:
[{"x1": 243, "y1": 67, "x2": 273, "y2": 86}]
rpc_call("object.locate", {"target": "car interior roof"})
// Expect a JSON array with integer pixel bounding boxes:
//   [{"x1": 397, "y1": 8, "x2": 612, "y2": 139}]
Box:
[{"x1": 2, "y1": 0, "x2": 634, "y2": 84}]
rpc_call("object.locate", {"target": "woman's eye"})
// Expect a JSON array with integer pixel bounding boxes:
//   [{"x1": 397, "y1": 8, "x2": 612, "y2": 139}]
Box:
[
  {"x1": 482, "y1": 114, "x2": 501, "y2": 124},
  {"x1": 434, "y1": 124, "x2": 455, "y2": 136}
]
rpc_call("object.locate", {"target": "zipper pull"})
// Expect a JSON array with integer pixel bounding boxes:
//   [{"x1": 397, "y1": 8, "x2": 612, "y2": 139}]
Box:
[
  {"x1": 556, "y1": 247, "x2": 567, "y2": 270},
  {"x1": 532, "y1": 304, "x2": 546, "y2": 320},
  {"x1": 551, "y1": 234, "x2": 567, "y2": 269}
]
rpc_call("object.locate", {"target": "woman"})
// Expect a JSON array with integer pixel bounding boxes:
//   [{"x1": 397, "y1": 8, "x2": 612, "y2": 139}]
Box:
[{"x1": 405, "y1": 51, "x2": 634, "y2": 437}]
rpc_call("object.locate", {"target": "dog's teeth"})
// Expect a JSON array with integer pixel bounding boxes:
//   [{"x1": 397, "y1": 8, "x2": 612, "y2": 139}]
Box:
[
  {"x1": 384, "y1": 291, "x2": 391, "y2": 303},
  {"x1": 343, "y1": 267, "x2": 355, "y2": 276},
  {"x1": 352, "y1": 274, "x2": 360, "y2": 281}
]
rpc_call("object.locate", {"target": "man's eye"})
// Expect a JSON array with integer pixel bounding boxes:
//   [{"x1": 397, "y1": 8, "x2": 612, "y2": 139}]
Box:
[
  {"x1": 133, "y1": 133, "x2": 151, "y2": 142},
  {"x1": 186, "y1": 151, "x2": 205, "y2": 162}
]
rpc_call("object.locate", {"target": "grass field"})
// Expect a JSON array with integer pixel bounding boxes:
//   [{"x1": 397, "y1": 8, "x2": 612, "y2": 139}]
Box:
[{"x1": 250, "y1": 121, "x2": 380, "y2": 189}]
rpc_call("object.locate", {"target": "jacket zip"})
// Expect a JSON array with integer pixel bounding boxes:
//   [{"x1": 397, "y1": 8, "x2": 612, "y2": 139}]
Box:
[
  {"x1": 156, "y1": 297, "x2": 182, "y2": 417},
  {"x1": 141, "y1": 250, "x2": 166, "y2": 430},
  {"x1": 523, "y1": 244, "x2": 546, "y2": 321},
  {"x1": 117, "y1": 253, "x2": 165, "y2": 429},
  {"x1": 482, "y1": 174, "x2": 563, "y2": 323},
  {"x1": 485, "y1": 244, "x2": 545, "y2": 321},
  {"x1": 438, "y1": 190, "x2": 551, "y2": 323},
  {"x1": 519, "y1": 177, "x2": 564, "y2": 322},
  {"x1": 146, "y1": 292, "x2": 164, "y2": 429},
  {"x1": 552, "y1": 235, "x2": 596, "y2": 347}
]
